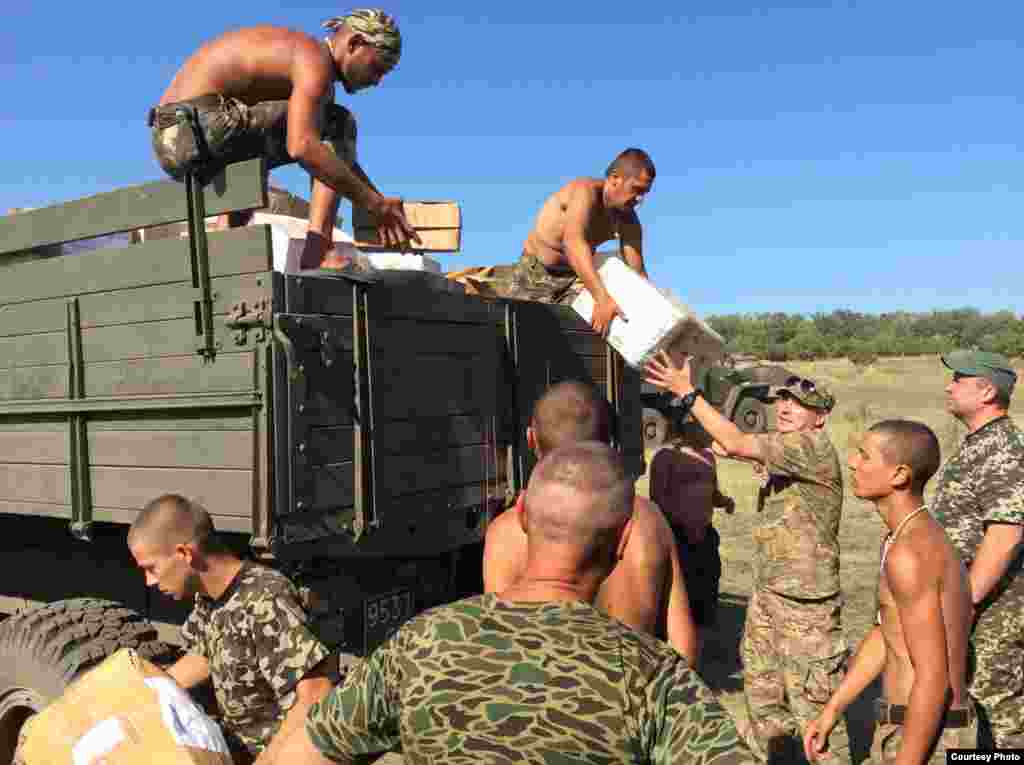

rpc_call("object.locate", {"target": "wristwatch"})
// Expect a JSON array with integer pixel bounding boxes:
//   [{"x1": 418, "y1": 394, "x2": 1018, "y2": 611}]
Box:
[{"x1": 679, "y1": 388, "x2": 703, "y2": 412}]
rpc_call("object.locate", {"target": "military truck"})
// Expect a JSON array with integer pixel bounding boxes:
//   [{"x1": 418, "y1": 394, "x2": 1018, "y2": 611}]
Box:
[
  {"x1": 0, "y1": 159, "x2": 643, "y2": 758},
  {"x1": 641, "y1": 363, "x2": 797, "y2": 447}
]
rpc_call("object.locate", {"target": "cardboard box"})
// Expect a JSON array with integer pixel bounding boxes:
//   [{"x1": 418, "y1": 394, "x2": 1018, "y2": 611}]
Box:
[
  {"x1": 572, "y1": 254, "x2": 724, "y2": 370},
  {"x1": 353, "y1": 201, "x2": 461, "y2": 253},
  {"x1": 19, "y1": 649, "x2": 232, "y2": 765}
]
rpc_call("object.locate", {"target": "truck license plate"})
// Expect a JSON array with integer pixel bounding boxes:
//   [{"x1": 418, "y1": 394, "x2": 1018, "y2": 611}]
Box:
[{"x1": 364, "y1": 590, "x2": 415, "y2": 651}]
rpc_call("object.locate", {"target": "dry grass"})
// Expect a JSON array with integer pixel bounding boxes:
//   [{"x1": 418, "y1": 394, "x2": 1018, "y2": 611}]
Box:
[{"x1": 636, "y1": 355, "x2": 1024, "y2": 762}]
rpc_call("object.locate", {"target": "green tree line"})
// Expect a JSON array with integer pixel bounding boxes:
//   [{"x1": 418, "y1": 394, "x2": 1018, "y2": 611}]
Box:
[{"x1": 706, "y1": 308, "x2": 1024, "y2": 362}]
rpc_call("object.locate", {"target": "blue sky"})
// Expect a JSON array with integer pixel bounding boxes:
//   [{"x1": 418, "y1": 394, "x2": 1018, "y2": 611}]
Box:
[{"x1": 1, "y1": 1, "x2": 1020, "y2": 317}]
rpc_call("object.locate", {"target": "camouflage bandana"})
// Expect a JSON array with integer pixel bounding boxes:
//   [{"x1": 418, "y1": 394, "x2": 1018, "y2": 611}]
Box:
[{"x1": 323, "y1": 9, "x2": 402, "y2": 69}]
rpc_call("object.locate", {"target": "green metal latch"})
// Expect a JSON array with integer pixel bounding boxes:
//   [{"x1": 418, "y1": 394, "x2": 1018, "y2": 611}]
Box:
[{"x1": 225, "y1": 299, "x2": 270, "y2": 345}]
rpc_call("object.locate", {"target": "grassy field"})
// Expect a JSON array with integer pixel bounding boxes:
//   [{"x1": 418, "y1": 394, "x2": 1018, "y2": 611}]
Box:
[{"x1": 636, "y1": 355, "x2": 1024, "y2": 762}]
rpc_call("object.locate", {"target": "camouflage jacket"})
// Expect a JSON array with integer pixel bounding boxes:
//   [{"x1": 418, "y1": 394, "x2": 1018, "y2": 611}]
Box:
[
  {"x1": 181, "y1": 562, "x2": 329, "y2": 755},
  {"x1": 932, "y1": 416, "x2": 1024, "y2": 598},
  {"x1": 753, "y1": 429, "x2": 843, "y2": 599},
  {"x1": 306, "y1": 593, "x2": 754, "y2": 765}
]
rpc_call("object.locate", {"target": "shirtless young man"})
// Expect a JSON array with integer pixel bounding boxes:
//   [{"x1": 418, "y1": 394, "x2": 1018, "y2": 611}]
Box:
[
  {"x1": 482, "y1": 380, "x2": 698, "y2": 665},
  {"x1": 505, "y1": 148, "x2": 655, "y2": 335},
  {"x1": 805, "y1": 421, "x2": 976, "y2": 765},
  {"x1": 149, "y1": 10, "x2": 417, "y2": 268}
]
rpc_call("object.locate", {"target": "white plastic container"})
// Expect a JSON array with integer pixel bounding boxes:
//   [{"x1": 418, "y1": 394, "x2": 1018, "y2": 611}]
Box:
[
  {"x1": 366, "y1": 253, "x2": 441, "y2": 273},
  {"x1": 571, "y1": 254, "x2": 724, "y2": 370}
]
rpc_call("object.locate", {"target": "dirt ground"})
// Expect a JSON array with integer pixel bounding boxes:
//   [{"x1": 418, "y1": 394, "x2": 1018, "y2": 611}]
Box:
[{"x1": 636, "y1": 355, "x2": 1024, "y2": 763}]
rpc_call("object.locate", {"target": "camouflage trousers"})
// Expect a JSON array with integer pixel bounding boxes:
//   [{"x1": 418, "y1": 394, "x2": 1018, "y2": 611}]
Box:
[
  {"x1": 492, "y1": 251, "x2": 583, "y2": 304},
  {"x1": 148, "y1": 94, "x2": 357, "y2": 181},
  {"x1": 740, "y1": 588, "x2": 850, "y2": 764},
  {"x1": 971, "y1": 587, "x2": 1024, "y2": 748},
  {"x1": 869, "y1": 701, "x2": 977, "y2": 764}
]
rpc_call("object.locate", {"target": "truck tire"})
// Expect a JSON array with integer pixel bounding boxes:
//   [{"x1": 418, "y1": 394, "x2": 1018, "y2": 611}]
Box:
[
  {"x1": 0, "y1": 599, "x2": 172, "y2": 763},
  {"x1": 643, "y1": 408, "x2": 669, "y2": 448},
  {"x1": 734, "y1": 397, "x2": 768, "y2": 433}
]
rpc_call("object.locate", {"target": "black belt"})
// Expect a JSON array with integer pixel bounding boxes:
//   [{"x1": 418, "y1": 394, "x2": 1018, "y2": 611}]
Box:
[
  {"x1": 146, "y1": 94, "x2": 223, "y2": 129},
  {"x1": 875, "y1": 700, "x2": 973, "y2": 728}
]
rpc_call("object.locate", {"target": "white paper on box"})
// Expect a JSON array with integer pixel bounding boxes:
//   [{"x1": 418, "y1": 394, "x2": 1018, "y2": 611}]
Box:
[
  {"x1": 72, "y1": 717, "x2": 127, "y2": 765},
  {"x1": 144, "y1": 677, "x2": 230, "y2": 754},
  {"x1": 366, "y1": 253, "x2": 441, "y2": 273},
  {"x1": 571, "y1": 255, "x2": 724, "y2": 369}
]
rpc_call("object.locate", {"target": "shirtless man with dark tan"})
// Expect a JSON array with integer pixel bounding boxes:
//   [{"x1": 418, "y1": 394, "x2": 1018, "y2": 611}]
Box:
[
  {"x1": 805, "y1": 421, "x2": 977, "y2": 765},
  {"x1": 482, "y1": 380, "x2": 698, "y2": 665},
  {"x1": 503, "y1": 148, "x2": 655, "y2": 335},
  {"x1": 149, "y1": 10, "x2": 417, "y2": 268}
]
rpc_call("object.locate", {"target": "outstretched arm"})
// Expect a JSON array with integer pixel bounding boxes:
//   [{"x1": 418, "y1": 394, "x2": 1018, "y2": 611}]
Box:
[
  {"x1": 645, "y1": 351, "x2": 765, "y2": 462},
  {"x1": 619, "y1": 215, "x2": 647, "y2": 278},
  {"x1": 804, "y1": 627, "x2": 885, "y2": 761},
  {"x1": 255, "y1": 662, "x2": 334, "y2": 765},
  {"x1": 664, "y1": 531, "x2": 699, "y2": 665}
]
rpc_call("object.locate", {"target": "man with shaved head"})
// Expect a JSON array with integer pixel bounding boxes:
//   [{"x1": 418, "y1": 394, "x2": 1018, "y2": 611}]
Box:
[
  {"x1": 806, "y1": 420, "x2": 976, "y2": 763},
  {"x1": 483, "y1": 380, "x2": 699, "y2": 665},
  {"x1": 128, "y1": 494, "x2": 332, "y2": 765},
  {"x1": 273, "y1": 443, "x2": 754, "y2": 764}
]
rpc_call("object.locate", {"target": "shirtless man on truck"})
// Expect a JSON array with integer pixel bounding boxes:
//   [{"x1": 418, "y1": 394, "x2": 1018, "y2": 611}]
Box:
[
  {"x1": 502, "y1": 148, "x2": 655, "y2": 335},
  {"x1": 148, "y1": 10, "x2": 417, "y2": 268}
]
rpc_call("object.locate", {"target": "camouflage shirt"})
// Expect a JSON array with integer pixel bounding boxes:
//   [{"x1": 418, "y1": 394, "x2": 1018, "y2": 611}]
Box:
[
  {"x1": 932, "y1": 416, "x2": 1024, "y2": 585},
  {"x1": 181, "y1": 562, "x2": 329, "y2": 755},
  {"x1": 306, "y1": 593, "x2": 753, "y2": 765},
  {"x1": 752, "y1": 429, "x2": 843, "y2": 599}
]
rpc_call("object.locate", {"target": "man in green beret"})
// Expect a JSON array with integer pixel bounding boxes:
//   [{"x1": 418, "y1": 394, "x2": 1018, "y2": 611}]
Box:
[
  {"x1": 149, "y1": 9, "x2": 417, "y2": 267},
  {"x1": 931, "y1": 349, "x2": 1024, "y2": 748},
  {"x1": 646, "y1": 352, "x2": 849, "y2": 763}
]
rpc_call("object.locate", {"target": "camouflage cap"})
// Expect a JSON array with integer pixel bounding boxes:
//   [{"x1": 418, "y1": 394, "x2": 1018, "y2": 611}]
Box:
[
  {"x1": 324, "y1": 9, "x2": 402, "y2": 68},
  {"x1": 772, "y1": 375, "x2": 836, "y2": 412},
  {"x1": 942, "y1": 349, "x2": 1017, "y2": 397}
]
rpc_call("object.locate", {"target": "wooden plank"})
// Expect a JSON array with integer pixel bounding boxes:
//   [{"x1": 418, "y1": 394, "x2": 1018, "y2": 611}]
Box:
[
  {"x1": 0, "y1": 500, "x2": 70, "y2": 521},
  {"x1": 376, "y1": 445, "x2": 503, "y2": 497},
  {"x1": 84, "y1": 352, "x2": 256, "y2": 398},
  {"x1": 371, "y1": 355, "x2": 497, "y2": 420},
  {"x1": 370, "y1": 319, "x2": 498, "y2": 356},
  {"x1": 90, "y1": 466, "x2": 252, "y2": 515},
  {"x1": 0, "y1": 365, "x2": 67, "y2": 400},
  {"x1": 0, "y1": 332, "x2": 66, "y2": 367},
  {"x1": 298, "y1": 350, "x2": 355, "y2": 426},
  {"x1": 0, "y1": 158, "x2": 266, "y2": 256},
  {"x1": 283, "y1": 274, "x2": 354, "y2": 316},
  {"x1": 89, "y1": 413, "x2": 252, "y2": 431},
  {"x1": 82, "y1": 318, "x2": 258, "y2": 363},
  {"x1": 0, "y1": 431, "x2": 67, "y2": 463},
  {"x1": 354, "y1": 201, "x2": 461, "y2": 253},
  {"x1": 307, "y1": 426, "x2": 355, "y2": 466},
  {"x1": 0, "y1": 464, "x2": 67, "y2": 503},
  {"x1": 368, "y1": 281, "x2": 500, "y2": 324},
  {"x1": 0, "y1": 273, "x2": 271, "y2": 337},
  {"x1": 89, "y1": 430, "x2": 253, "y2": 469},
  {"x1": 309, "y1": 462, "x2": 355, "y2": 512},
  {"x1": 374, "y1": 415, "x2": 488, "y2": 455},
  {"x1": 0, "y1": 225, "x2": 272, "y2": 306}
]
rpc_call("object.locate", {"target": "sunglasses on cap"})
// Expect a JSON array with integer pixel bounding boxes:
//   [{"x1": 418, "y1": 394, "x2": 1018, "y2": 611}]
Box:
[{"x1": 784, "y1": 376, "x2": 817, "y2": 394}]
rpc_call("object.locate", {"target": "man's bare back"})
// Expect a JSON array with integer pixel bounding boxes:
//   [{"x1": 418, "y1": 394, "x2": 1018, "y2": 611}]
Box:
[
  {"x1": 161, "y1": 27, "x2": 335, "y2": 108},
  {"x1": 878, "y1": 515, "x2": 972, "y2": 707},
  {"x1": 483, "y1": 494, "x2": 697, "y2": 664}
]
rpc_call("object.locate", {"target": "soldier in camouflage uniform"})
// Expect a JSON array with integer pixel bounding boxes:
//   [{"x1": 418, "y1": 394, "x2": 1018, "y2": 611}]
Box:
[
  {"x1": 647, "y1": 351, "x2": 849, "y2": 763},
  {"x1": 930, "y1": 349, "x2": 1024, "y2": 749},
  {"x1": 274, "y1": 443, "x2": 754, "y2": 765},
  {"x1": 128, "y1": 494, "x2": 332, "y2": 765},
  {"x1": 149, "y1": 10, "x2": 416, "y2": 266}
]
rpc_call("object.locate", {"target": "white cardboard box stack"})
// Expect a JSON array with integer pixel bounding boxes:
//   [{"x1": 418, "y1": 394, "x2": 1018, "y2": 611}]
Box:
[{"x1": 572, "y1": 254, "x2": 724, "y2": 370}]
